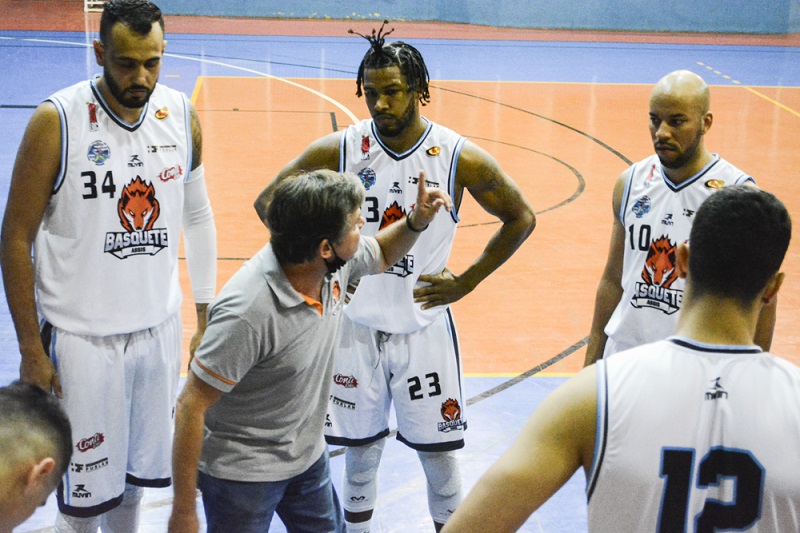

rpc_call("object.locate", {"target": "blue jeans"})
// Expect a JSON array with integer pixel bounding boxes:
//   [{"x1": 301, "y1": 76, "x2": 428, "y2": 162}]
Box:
[{"x1": 198, "y1": 449, "x2": 345, "y2": 533}]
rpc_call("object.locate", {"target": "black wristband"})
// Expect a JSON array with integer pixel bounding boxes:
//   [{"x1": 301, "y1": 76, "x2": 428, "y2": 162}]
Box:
[{"x1": 405, "y1": 210, "x2": 429, "y2": 233}]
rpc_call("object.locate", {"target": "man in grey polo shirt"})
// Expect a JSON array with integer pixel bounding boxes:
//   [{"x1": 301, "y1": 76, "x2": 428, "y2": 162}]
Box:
[{"x1": 168, "y1": 169, "x2": 450, "y2": 533}]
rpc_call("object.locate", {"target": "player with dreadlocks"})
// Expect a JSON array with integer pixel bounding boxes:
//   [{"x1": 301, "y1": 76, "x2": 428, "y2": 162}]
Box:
[{"x1": 255, "y1": 22, "x2": 535, "y2": 532}]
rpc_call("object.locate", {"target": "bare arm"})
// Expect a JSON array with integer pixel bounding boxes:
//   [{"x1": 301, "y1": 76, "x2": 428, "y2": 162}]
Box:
[
  {"x1": 414, "y1": 141, "x2": 535, "y2": 309},
  {"x1": 0, "y1": 103, "x2": 63, "y2": 395},
  {"x1": 168, "y1": 371, "x2": 223, "y2": 533},
  {"x1": 253, "y1": 131, "x2": 342, "y2": 224},
  {"x1": 584, "y1": 172, "x2": 627, "y2": 367},
  {"x1": 442, "y1": 365, "x2": 597, "y2": 532},
  {"x1": 374, "y1": 171, "x2": 452, "y2": 271}
]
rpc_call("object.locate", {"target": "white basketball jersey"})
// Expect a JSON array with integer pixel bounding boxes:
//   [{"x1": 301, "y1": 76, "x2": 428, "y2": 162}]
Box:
[
  {"x1": 603, "y1": 155, "x2": 753, "y2": 355},
  {"x1": 588, "y1": 338, "x2": 800, "y2": 532},
  {"x1": 340, "y1": 118, "x2": 466, "y2": 334},
  {"x1": 35, "y1": 78, "x2": 192, "y2": 336}
]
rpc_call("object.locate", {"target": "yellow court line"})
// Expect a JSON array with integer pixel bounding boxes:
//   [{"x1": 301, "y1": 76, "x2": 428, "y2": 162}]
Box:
[
  {"x1": 190, "y1": 75, "x2": 204, "y2": 105},
  {"x1": 742, "y1": 86, "x2": 800, "y2": 119}
]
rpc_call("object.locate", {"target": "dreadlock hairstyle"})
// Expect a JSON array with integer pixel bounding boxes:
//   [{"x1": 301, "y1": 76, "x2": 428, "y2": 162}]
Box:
[{"x1": 350, "y1": 20, "x2": 431, "y2": 106}]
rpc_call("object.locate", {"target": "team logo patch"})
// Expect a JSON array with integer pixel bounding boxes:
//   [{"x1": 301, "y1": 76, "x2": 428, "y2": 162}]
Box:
[
  {"x1": 87, "y1": 140, "x2": 110, "y2": 165},
  {"x1": 87, "y1": 102, "x2": 99, "y2": 132},
  {"x1": 705, "y1": 179, "x2": 725, "y2": 190},
  {"x1": 426, "y1": 146, "x2": 441, "y2": 157},
  {"x1": 380, "y1": 201, "x2": 406, "y2": 230},
  {"x1": 157, "y1": 164, "x2": 183, "y2": 182},
  {"x1": 361, "y1": 135, "x2": 370, "y2": 160},
  {"x1": 333, "y1": 374, "x2": 358, "y2": 388},
  {"x1": 155, "y1": 106, "x2": 169, "y2": 119},
  {"x1": 358, "y1": 168, "x2": 376, "y2": 191},
  {"x1": 630, "y1": 235, "x2": 683, "y2": 314},
  {"x1": 76, "y1": 432, "x2": 105, "y2": 452},
  {"x1": 631, "y1": 195, "x2": 651, "y2": 218},
  {"x1": 438, "y1": 398, "x2": 465, "y2": 433},
  {"x1": 104, "y1": 177, "x2": 169, "y2": 259}
]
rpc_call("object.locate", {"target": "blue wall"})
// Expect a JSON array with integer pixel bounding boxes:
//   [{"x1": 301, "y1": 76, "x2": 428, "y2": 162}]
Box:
[{"x1": 160, "y1": 0, "x2": 800, "y2": 34}]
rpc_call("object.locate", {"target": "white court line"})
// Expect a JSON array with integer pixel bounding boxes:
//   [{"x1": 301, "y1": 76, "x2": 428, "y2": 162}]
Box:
[{"x1": 15, "y1": 37, "x2": 360, "y2": 124}]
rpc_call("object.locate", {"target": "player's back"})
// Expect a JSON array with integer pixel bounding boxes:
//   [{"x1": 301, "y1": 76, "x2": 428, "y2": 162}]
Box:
[{"x1": 587, "y1": 337, "x2": 800, "y2": 532}]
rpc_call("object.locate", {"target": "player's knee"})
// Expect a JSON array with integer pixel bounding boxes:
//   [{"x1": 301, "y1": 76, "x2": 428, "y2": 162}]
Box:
[
  {"x1": 345, "y1": 438, "x2": 386, "y2": 485},
  {"x1": 418, "y1": 450, "x2": 461, "y2": 497}
]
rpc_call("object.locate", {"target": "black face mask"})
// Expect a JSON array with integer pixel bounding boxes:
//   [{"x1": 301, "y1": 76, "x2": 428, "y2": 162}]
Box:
[{"x1": 325, "y1": 245, "x2": 347, "y2": 274}]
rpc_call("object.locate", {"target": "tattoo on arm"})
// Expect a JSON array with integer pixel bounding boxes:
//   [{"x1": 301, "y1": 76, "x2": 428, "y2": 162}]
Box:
[{"x1": 190, "y1": 106, "x2": 203, "y2": 170}]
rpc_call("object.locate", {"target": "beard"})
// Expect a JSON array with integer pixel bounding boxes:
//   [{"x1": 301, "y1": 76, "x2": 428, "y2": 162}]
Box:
[
  {"x1": 656, "y1": 129, "x2": 704, "y2": 170},
  {"x1": 372, "y1": 101, "x2": 416, "y2": 138},
  {"x1": 104, "y1": 68, "x2": 154, "y2": 109}
]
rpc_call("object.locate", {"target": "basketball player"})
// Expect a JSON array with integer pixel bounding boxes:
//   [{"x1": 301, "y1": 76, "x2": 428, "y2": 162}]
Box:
[
  {"x1": 443, "y1": 186, "x2": 799, "y2": 532},
  {"x1": 253, "y1": 22, "x2": 535, "y2": 532},
  {"x1": 169, "y1": 170, "x2": 451, "y2": 533},
  {"x1": 584, "y1": 70, "x2": 775, "y2": 366},
  {"x1": 0, "y1": 1, "x2": 217, "y2": 531},
  {"x1": 0, "y1": 381, "x2": 72, "y2": 533}
]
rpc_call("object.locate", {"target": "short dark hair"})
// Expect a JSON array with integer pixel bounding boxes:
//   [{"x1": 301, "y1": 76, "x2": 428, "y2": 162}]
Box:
[
  {"x1": 265, "y1": 170, "x2": 365, "y2": 264},
  {"x1": 0, "y1": 381, "x2": 72, "y2": 477},
  {"x1": 100, "y1": 0, "x2": 164, "y2": 44},
  {"x1": 689, "y1": 186, "x2": 791, "y2": 305},
  {"x1": 352, "y1": 21, "x2": 431, "y2": 105}
]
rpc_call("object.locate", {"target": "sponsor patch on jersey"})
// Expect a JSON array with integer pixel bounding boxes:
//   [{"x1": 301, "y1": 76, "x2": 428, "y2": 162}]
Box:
[
  {"x1": 147, "y1": 144, "x2": 177, "y2": 153},
  {"x1": 104, "y1": 177, "x2": 169, "y2": 259},
  {"x1": 155, "y1": 106, "x2": 169, "y2": 120},
  {"x1": 76, "y1": 432, "x2": 105, "y2": 452},
  {"x1": 330, "y1": 395, "x2": 356, "y2": 410},
  {"x1": 643, "y1": 164, "x2": 657, "y2": 187},
  {"x1": 705, "y1": 179, "x2": 725, "y2": 190},
  {"x1": 361, "y1": 135, "x2": 370, "y2": 160},
  {"x1": 438, "y1": 398, "x2": 465, "y2": 432},
  {"x1": 157, "y1": 164, "x2": 183, "y2": 182},
  {"x1": 426, "y1": 146, "x2": 441, "y2": 157},
  {"x1": 87, "y1": 102, "x2": 99, "y2": 132},
  {"x1": 333, "y1": 374, "x2": 358, "y2": 388},
  {"x1": 631, "y1": 195, "x2": 651, "y2": 218},
  {"x1": 631, "y1": 235, "x2": 683, "y2": 314},
  {"x1": 87, "y1": 140, "x2": 111, "y2": 165},
  {"x1": 358, "y1": 168, "x2": 376, "y2": 191}
]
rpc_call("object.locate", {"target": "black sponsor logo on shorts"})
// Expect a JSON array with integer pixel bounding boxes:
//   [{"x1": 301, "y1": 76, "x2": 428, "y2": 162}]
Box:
[
  {"x1": 72, "y1": 484, "x2": 92, "y2": 498},
  {"x1": 330, "y1": 395, "x2": 356, "y2": 410}
]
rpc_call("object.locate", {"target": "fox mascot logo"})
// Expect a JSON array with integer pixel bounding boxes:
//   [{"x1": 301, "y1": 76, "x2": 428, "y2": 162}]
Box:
[
  {"x1": 441, "y1": 399, "x2": 461, "y2": 422},
  {"x1": 118, "y1": 177, "x2": 160, "y2": 232},
  {"x1": 437, "y1": 398, "x2": 466, "y2": 433},
  {"x1": 641, "y1": 236, "x2": 678, "y2": 288}
]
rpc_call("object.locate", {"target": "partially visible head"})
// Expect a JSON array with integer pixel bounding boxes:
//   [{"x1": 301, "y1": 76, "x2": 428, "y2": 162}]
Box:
[
  {"x1": 95, "y1": 0, "x2": 166, "y2": 109},
  {"x1": 649, "y1": 70, "x2": 712, "y2": 170},
  {"x1": 0, "y1": 382, "x2": 72, "y2": 530},
  {"x1": 354, "y1": 21, "x2": 430, "y2": 106},
  {"x1": 264, "y1": 170, "x2": 365, "y2": 266},
  {"x1": 688, "y1": 186, "x2": 791, "y2": 307}
]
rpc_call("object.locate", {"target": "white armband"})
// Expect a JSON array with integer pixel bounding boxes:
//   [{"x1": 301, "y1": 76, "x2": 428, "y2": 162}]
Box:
[{"x1": 183, "y1": 164, "x2": 217, "y2": 303}]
